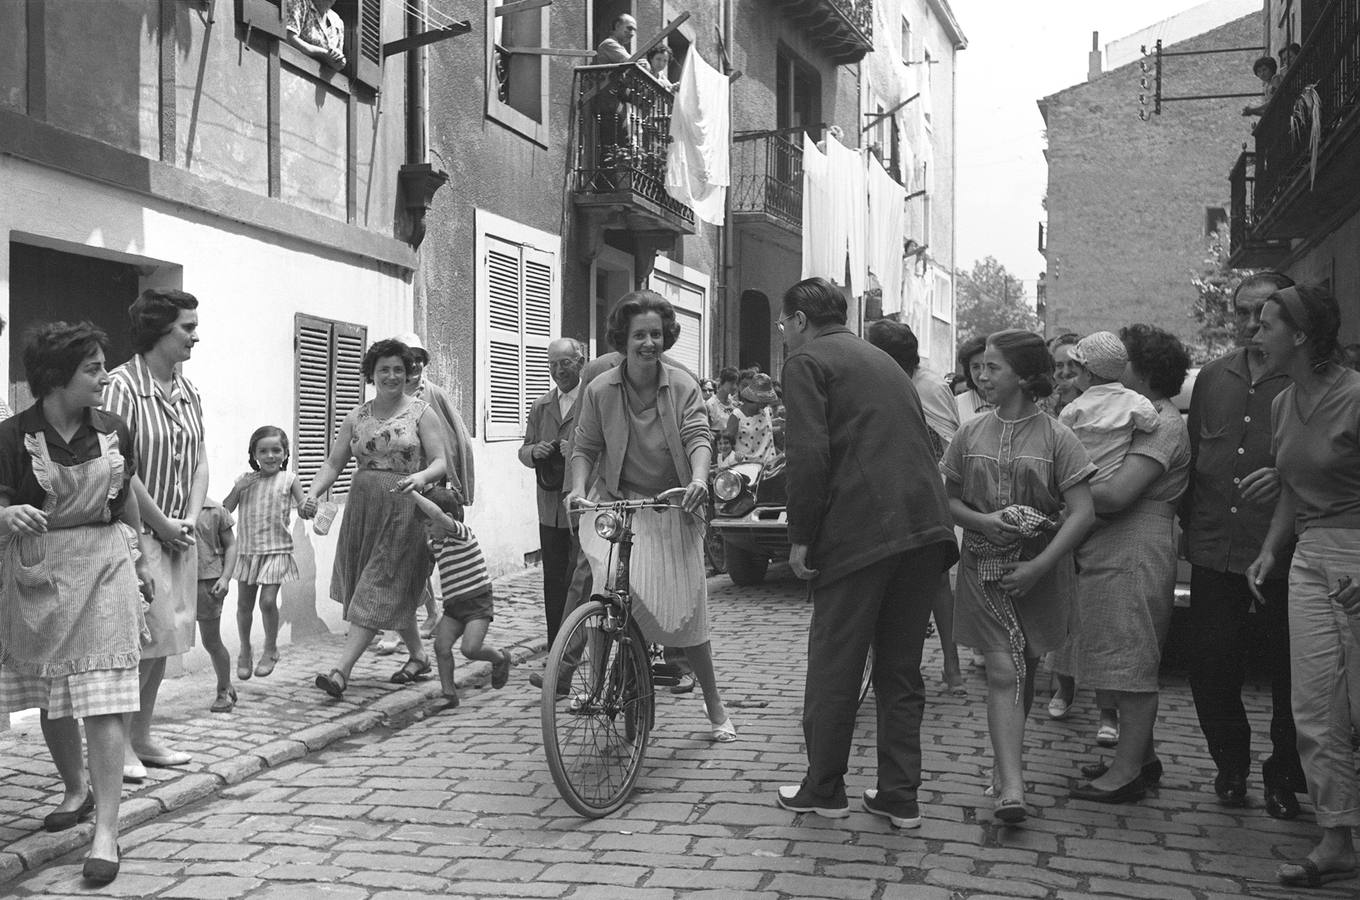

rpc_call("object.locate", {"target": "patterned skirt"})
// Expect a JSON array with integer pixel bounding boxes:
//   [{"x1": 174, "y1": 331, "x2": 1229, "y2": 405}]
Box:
[
  {"x1": 234, "y1": 552, "x2": 299, "y2": 586},
  {"x1": 1074, "y1": 500, "x2": 1177, "y2": 693},
  {"x1": 330, "y1": 469, "x2": 433, "y2": 632},
  {"x1": 577, "y1": 491, "x2": 710, "y2": 647},
  {"x1": 0, "y1": 666, "x2": 140, "y2": 719}
]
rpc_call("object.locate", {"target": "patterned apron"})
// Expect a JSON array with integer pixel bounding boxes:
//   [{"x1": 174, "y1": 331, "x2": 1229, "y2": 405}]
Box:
[{"x1": 0, "y1": 431, "x2": 143, "y2": 677}]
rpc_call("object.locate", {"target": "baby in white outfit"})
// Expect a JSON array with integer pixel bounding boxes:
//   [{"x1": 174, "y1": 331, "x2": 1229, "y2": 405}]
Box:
[{"x1": 1059, "y1": 331, "x2": 1158, "y2": 483}]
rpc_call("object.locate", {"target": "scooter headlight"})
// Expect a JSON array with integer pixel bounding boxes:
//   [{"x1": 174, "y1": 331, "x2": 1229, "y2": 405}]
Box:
[
  {"x1": 713, "y1": 470, "x2": 747, "y2": 502},
  {"x1": 594, "y1": 510, "x2": 623, "y2": 541}
]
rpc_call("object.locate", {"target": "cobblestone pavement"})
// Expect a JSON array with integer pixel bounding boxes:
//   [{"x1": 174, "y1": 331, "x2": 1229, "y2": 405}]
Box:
[{"x1": 3, "y1": 564, "x2": 1356, "y2": 898}]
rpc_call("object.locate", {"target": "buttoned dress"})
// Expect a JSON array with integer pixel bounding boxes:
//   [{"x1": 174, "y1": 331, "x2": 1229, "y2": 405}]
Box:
[{"x1": 942, "y1": 410, "x2": 1095, "y2": 656}]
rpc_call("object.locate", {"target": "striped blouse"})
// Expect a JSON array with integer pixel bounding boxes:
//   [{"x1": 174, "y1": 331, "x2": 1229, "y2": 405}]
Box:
[
  {"x1": 104, "y1": 354, "x2": 206, "y2": 520},
  {"x1": 431, "y1": 521, "x2": 491, "y2": 604}
]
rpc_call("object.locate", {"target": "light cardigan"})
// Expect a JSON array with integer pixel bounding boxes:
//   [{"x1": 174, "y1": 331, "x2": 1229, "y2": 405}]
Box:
[{"x1": 571, "y1": 360, "x2": 711, "y2": 498}]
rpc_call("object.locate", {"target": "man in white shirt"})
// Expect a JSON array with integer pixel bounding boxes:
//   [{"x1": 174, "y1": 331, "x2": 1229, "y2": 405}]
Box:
[{"x1": 519, "y1": 338, "x2": 586, "y2": 645}]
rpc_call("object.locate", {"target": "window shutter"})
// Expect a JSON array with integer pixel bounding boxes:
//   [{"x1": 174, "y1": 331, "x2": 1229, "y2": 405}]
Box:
[
  {"x1": 295, "y1": 317, "x2": 332, "y2": 495},
  {"x1": 240, "y1": 0, "x2": 288, "y2": 41},
  {"x1": 485, "y1": 237, "x2": 525, "y2": 440},
  {"x1": 330, "y1": 323, "x2": 366, "y2": 497},
  {"x1": 522, "y1": 247, "x2": 555, "y2": 421},
  {"x1": 352, "y1": 0, "x2": 383, "y2": 91}
]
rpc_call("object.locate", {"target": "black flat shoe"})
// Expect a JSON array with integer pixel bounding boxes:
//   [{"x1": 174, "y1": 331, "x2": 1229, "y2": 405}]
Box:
[
  {"x1": 1265, "y1": 785, "x2": 1301, "y2": 820},
  {"x1": 1079, "y1": 758, "x2": 1163, "y2": 786},
  {"x1": 1214, "y1": 771, "x2": 1247, "y2": 807},
  {"x1": 82, "y1": 844, "x2": 120, "y2": 884},
  {"x1": 1070, "y1": 776, "x2": 1146, "y2": 804},
  {"x1": 43, "y1": 792, "x2": 94, "y2": 833}
]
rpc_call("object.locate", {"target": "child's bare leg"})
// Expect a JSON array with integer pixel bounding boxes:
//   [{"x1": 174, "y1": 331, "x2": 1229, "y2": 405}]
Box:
[
  {"x1": 434, "y1": 616, "x2": 466, "y2": 698},
  {"x1": 236, "y1": 583, "x2": 259, "y2": 677},
  {"x1": 199, "y1": 615, "x2": 232, "y2": 693},
  {"x1": 459, "y1": 619, "x2": 500, "y2": 663},
  {"x1": 258, "y1": 584, "x2": 282, "y2": 657}
]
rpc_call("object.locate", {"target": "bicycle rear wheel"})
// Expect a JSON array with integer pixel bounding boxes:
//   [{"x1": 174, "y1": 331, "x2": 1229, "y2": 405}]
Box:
[{"x1": 541, "y1": 598, "x2": 654, "y2": 817}]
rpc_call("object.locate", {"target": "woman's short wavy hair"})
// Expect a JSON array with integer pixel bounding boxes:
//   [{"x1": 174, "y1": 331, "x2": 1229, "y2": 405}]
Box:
[
  {"x1": 866, "y1": 319, "x2": 920, "y2": 376},
  {"x1": 361, "y1": 339, "x2": 417, "y2": 384},
  {"x1": 987, "y1": 330, "x2": 1055, "y2": 400},
  {"x1": 129, "y1": 288, "x2": 198, "y2": 355},
  {"x1": 956, "y1": 334, "x2": 989, "y2": 392},
  {"x1": 1267, "y1": 284, "x2": 1342, "y2": 370},
  {"x1": 605, "y1": 290, "x2": 680, "y2": 353},
  {"x1": 1120, "y1": 324, "x2": 1191, "y2": 399},
  {"x1": 24, "y1": 321, "x2": 110, "y2": 398}
]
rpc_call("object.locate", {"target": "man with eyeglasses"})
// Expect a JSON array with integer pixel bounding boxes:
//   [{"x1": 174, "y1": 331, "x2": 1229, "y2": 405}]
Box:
[{"x1": 519, "y1": 338, "x2": 586, "y2": 645}]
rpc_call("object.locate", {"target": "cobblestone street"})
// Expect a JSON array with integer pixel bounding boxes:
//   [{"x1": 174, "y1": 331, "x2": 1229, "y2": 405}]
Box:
[{"x1": 0, "y1": 565, "x2": 1352, "y2": 898}]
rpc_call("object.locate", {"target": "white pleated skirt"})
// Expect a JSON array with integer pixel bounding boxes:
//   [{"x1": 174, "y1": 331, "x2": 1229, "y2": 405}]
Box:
[{"x1": 577, "y1": 494, "x2": 710, "y2": 647}]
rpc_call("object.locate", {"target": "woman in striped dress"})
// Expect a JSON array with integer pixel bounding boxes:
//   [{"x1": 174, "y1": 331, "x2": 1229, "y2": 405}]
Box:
[
  {"x1": 0, "y1": 322, "x2": 154, "y2": 883},
  {"x1": 305, "y1": 339, "x2": 448, "y2": 697},
  {"x1": 104, "y1": 289, "x2": 207, "y2": 779}
]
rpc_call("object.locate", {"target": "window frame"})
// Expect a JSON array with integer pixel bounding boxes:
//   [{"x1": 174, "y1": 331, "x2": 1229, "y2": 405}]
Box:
[
  {"x1": 475, "y1": 210, "x2": 562, "y2": 442},
  {"x1": 486, "y1": 0, "x2": 550, "y2": 145},
  {"x1": 647, "y1": 256, "x2": 711, "y2": 378},
  {"x1": 294, "y1": 313, "x2": 367, "y2": 501},
  {"x1": 238, "y1": 0, "x2": 384, "y2": 94}
]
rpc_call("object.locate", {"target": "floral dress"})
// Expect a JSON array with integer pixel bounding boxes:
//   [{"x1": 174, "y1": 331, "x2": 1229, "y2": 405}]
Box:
[{"x1": 329, "y1": 399, "x2": 434, "y2": 631}]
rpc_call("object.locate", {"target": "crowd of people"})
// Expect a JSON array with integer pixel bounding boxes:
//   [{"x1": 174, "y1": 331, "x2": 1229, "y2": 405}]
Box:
[{"x1": 1, "y1": 272, "x2": 1357, "y2": 891}]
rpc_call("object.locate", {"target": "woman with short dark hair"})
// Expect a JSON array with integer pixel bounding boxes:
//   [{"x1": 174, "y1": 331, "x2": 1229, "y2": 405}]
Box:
[
  {"x1": 1070, "y1": 324, "x2": 1191, "y2": 806},
  {"x1": 305, "y1": 339, "x2": 448, "y2": 698},
  {"x1": 0, "y1": 321, "x2": 154, "y2": 883},
  {"x1": 1247, "y1": 285, "x2": 1360, "y2": 888},
  {"x1": 955, "y1": 334, "x2": 992, "y2": 425},
  {"x1": 567, "y1": 291, "x2": 734, "y2": 741}
]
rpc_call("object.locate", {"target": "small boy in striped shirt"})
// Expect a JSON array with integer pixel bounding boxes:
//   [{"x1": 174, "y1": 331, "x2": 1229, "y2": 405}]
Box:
[{"x1": 413, "y1": 487, "x2": 511, "y2": 708}]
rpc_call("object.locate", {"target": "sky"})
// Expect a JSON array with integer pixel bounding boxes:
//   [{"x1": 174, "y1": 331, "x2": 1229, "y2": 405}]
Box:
[{"x1": 953, "y1": 0, "x2": 1261, "y2": 299}]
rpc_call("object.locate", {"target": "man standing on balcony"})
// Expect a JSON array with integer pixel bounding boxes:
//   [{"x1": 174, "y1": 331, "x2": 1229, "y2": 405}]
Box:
[
  {"x1": 596, "y1": 14, "x2": 636, "y2": 63},
  {"x1": 775, "y1": 277, "x2": 957, "y2": 828},
  {"x1": 1181, "y1": 270, "x2": 1307, "y2": 819}
]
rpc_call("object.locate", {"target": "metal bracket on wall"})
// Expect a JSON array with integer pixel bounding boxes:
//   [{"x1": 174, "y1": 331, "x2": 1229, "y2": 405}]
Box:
[{"x1": 1138, "y1": 39, "x2": 1266, "y2": 119}]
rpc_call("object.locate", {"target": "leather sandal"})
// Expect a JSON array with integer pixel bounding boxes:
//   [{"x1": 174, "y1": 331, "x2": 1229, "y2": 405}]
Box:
[
  {"x1": 315, "y1": 669, "x2": 347, "y2": 699},
  {"x1": 390, "y1": 656, "x2": 432, "y2": 684}
]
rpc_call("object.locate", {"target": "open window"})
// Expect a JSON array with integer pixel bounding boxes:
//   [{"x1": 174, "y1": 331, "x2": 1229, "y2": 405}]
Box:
[
  {"x1": 238, "y1": 0, "x2": 383, "y2": 92},
  {"x1": 488, "y1": 0, "x2": 549, "y2": 144},
  {"x1": 776, "y1": 46, "x2": 821, "y2": 140}
]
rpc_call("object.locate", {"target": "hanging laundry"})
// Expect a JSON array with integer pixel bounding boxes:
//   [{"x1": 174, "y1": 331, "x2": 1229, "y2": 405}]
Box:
[
  {"x1": 666, "y1": 50, "x2": 730, "y2": 225},
  {"x1": 801, "y1": 133, "x2": 833, "y2": 280},
  {"x1": 867, "y1": 156, "x2": 906, "y2": 317}
]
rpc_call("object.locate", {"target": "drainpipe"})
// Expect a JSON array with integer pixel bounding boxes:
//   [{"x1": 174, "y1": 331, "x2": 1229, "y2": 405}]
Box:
[
  {"x1": 720, "y1": 0, "x2": 734, "y2": 370},
  {"x1": 398, "y1": 0, "x2": 447, "y2": 254}
]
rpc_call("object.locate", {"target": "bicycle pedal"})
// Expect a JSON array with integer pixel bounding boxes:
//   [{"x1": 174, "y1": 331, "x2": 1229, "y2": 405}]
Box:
[{"x1": 651, "y1": 674, "x2": 680, "y2": 687}]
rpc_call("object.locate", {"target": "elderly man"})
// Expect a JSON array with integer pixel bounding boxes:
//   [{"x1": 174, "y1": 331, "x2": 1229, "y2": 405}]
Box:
[
  {"x1": 1181, "y1": 271, "x2": 1306, "y2": 818},
  {"x1": 520, "y1": 338, "x2": 585, "y2": 645},
  {"x1": 595, "y1": 13, "x2": 637, "y2": 62},
  {"x1": 775, "y1": 277, "x2": 957, "y2": 827}
]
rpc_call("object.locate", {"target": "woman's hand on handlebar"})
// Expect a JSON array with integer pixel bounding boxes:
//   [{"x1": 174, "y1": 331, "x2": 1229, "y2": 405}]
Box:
[
  {"x1": 563, "y1": 490, "x2": 592, "y2": 515},
  {"x1": 681, "y1": 479, "x2": 708, "y2": 515}
]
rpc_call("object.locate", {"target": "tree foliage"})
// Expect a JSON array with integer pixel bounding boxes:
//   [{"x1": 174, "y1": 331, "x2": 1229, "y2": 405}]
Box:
[
  {"x1": 1188, "y1": 224, "x2": 1253, "y2": 366},
  {"x1": 955, "y1": 257, "x2": 1038, "y2": 343}
]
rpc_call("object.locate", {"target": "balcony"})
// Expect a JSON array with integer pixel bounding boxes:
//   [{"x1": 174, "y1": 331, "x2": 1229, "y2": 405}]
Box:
[
  {"x1": 732, "y1": 131, "x2": 804, "y2": 240},
  {"x1": 573, "y1": 63, "x2": 694, "y2": 257},
  {"x1": 776, "y1": 0, "x2": 874, "y2": 64},
  {"x1": 1242, "y1": 0, "x2": 1360, "y2": 251},
  {"x1": 1227, "y1": 150, "x2": 1291, "y2": 268}
]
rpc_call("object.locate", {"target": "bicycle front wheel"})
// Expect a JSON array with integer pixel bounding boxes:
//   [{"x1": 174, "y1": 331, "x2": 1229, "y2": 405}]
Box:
[{"x1": 541, "y1": 598, "x2": 655, "y2": 817}]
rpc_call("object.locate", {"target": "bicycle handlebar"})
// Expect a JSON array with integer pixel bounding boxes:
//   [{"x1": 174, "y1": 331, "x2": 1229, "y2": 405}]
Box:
[{"x1": 567, "y1": 486, "x2": 701, "y2": 519}]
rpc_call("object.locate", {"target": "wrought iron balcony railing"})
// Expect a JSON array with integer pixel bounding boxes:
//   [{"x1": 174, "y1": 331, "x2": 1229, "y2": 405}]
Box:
[
  {"x1": 1251, "y1": 0, "x2": 1360, "y2": 228},
  {"x1": 573, "y1": 64, "x2": 694, "y2": 228},
  {"x1": 1227, "y1": 150, "x2": 1290, "y2": 267},
  {"x1": 732, "y1": 131, "x2": 804, "y2": 232},
  {"x1": 776, "y1": 0, "x2": 874, "y2": 64}
]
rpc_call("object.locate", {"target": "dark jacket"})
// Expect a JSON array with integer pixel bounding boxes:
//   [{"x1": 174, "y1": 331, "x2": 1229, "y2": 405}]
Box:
[{"x1": 782, "y1": 326, "x2": 957, "y2": 584}]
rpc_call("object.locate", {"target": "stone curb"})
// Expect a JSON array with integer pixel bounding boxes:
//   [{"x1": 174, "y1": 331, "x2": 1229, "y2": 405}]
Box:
[{"x1": 0, "y1": 624, "x2": 550, "y2": 887}]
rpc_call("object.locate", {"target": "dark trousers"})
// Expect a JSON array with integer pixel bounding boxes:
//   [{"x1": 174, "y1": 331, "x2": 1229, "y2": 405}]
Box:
[
  {"x1": 1188, "y1": 566, "x2": 1304, "y2": 789},
  {"x1": 539, "y1": 525, "x2": 579, "y2": 646},
  {"x1": 802, "y1": 543, "x2": 947, "y2": 808}
]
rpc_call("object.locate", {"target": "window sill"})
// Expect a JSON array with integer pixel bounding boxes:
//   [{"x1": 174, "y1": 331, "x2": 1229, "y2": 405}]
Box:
[{"x1": 280, "y1": 41, "x2": 352, "y2": 92}]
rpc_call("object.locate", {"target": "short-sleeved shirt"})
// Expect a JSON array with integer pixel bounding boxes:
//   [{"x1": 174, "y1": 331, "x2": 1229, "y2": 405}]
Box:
[
  {"x1": 0, "y1": 404, "x2": 136, "y2": 517},
  {"x1": 941, "y1": 410, "x2": 1095, "y2": 521},
  {"x1": 913, "y1": 368, "x2": 961, "y2": 450},
  {"x1": 286, "y1": 0, "x2": 344, "y2": 54},
  {"x1": 1272, "y1": 368, "x2": 1360, "y2": 533},
  {"x1": 104, "y1": 354, "x2": 206, "y2": 521},
  {"x1": 1126, "y1": 398, "x2": 1191, "y2": 505},
  {"x1": 431, "y1": 520, "x2": 492, "y2": 606},
  {"x1": 195, "y1": 500, "x2": 235, "y2": 580}
]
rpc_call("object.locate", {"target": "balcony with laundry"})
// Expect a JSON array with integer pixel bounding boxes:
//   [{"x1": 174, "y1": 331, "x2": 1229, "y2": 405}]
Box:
[
  {"x1": 1229, "y1": 0, "x2": 1360, "y2": 266},
  {"x1": 732, "y1": 129, "x2": 804, "y2": 239},
  {"x1": 572, "y1": 63, "x2": 695, "y2": 250},
  {"x1": 775, "y1": 0, "x2": 874, "y2": 64}
]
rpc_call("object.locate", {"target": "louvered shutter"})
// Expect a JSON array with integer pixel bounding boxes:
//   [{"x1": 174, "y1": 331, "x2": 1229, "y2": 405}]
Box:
[
  {"x1": 522, "y1": 247, "x2": 555, "y2": 421},
  {"x1": 330, "y1": 323, "x2": 366, "y2": 497},
  {"x1": 295, "y1": 317, "x2": 333, "y2": 494},
  {"x1": 485, "y1": 236, "x2": 525, "y2": 440},
  {"x1": 352, "y1": 0, "x2": 383, "y2": 91}
]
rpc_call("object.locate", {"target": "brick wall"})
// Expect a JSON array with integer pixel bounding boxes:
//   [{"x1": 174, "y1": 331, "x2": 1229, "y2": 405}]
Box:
[{"x1": 1040, "y1": 14, "x2": 1260, "y2": 342}]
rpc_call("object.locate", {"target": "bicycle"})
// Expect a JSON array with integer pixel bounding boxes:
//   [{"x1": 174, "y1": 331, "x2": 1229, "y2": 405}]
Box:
[{"x1": 540, "y1": 486, "x2": 697, "y2": 817}]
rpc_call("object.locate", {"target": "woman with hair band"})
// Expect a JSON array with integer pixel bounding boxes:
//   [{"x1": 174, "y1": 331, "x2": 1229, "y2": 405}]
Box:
[{"x1": 1247, "y1": 285, "x2": 1360, "y2": 890}]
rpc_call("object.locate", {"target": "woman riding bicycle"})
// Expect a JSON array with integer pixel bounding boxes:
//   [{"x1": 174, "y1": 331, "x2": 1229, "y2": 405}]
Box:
[{"x1": 565, "y1": 291, "x2": 736, "y2": 742}]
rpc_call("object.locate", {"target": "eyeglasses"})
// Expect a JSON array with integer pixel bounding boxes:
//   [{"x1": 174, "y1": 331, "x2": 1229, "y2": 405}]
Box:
[{"x1": 776, "y1": 312, "x2": 798, "y2": 332}]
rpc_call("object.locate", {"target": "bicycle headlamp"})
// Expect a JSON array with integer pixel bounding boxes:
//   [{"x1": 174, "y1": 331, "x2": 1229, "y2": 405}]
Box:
[
  {"x1": 594, "y1": 510, "x2": 623, "y2": 540},
  {"x1": 712, "y1": 469, "x2": 747, "y2": 502}
]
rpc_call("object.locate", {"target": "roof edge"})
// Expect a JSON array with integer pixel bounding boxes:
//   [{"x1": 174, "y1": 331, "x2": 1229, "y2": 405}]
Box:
[{"x1": 926, "y1": 0, "x2": 967, "y2": 50}]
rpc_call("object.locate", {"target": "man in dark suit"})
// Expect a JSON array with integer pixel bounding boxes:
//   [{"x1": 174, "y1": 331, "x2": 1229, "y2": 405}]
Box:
[
  {"x1": 519, "y1": 338, "x2": 585, "y2": 645},
  {"x1": 775, "y1": 277, "x2": 958, "y2": 828}
]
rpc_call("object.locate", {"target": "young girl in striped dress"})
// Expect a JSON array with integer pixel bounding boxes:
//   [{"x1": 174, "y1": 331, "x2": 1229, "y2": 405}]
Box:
[{"x1": 225, "y1": 426, "x2": 307, "y2": 680}]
